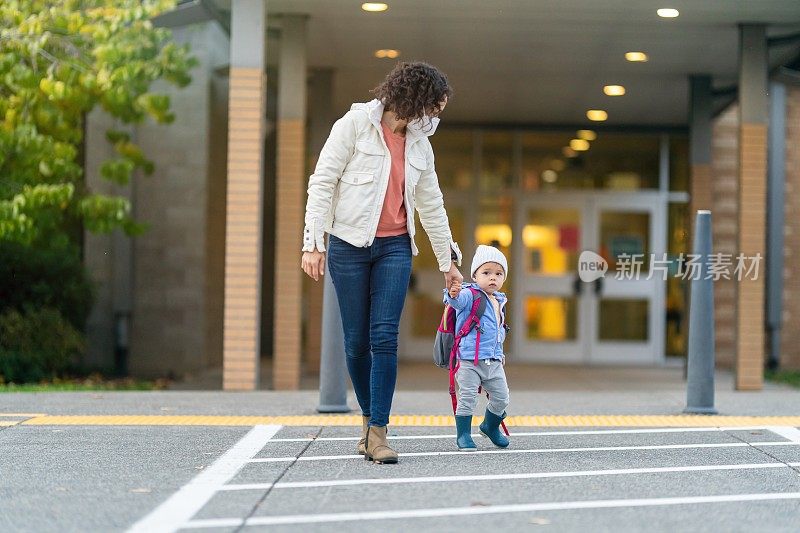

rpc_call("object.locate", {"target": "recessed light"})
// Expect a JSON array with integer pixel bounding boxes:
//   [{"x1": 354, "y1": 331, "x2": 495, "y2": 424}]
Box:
[
  {"x1": 604, "y1": 85, "x2": 626, "y2": 96},
  {"x1": 374, "y1": 49, "x2": 400, "y2": 59},
  {"x1": 577, "y1": 130, "x2": 597, "y2": 141},
  {"x1": 570, "y1": 139, "x2": 590, "y2": 151},
  {"x1": 657, "y1": 8, "x2": 679, "y2": 18},
  {"x1": 562, "y1": 147, "x2": 578, "y2": 158},
  {"x1": 625, "y1": 52, "x2": 648, "y2": 62},
  {"x1": 362, "y1": 3, "x2": 389, "y2": 12},
  {"x1": 586, "y1": 110, "x2": 608, "y2": 122}
]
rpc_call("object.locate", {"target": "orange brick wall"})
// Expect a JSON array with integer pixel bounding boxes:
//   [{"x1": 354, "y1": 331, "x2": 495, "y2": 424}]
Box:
[{"x1": 223, "y1": 68, "x2": 266, "y2": 390}]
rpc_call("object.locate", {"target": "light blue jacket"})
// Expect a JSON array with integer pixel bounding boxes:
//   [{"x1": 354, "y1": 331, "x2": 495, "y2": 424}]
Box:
[{"x1": 443, "y1": 283, "x2": 507, "y2": 361}]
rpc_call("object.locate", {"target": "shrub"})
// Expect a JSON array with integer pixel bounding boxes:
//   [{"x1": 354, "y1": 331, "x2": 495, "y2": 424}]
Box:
[
  {"x1": 0, "y1": 240, "x2": 93, "y2": 330},
  {"x1": 0, "y1": 307, "x2": 85, "y2": 383}
]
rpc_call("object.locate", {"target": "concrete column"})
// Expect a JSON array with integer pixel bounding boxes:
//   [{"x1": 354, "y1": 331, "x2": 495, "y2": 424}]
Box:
[
  {"x1": 273, "y1": 15, "x2": 308, "y2": 390},
  {"x1": 223, "y1": 0, "x2": 268, "y2": 390},
  {"x1": 736, "y1": 24, "x2": 768, "y2": 390},
  {"x1": 689, "y1": 75, "x2": 714, "y2": 218}
]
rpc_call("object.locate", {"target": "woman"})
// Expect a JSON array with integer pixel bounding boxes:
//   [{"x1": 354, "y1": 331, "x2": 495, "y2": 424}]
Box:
[{"x1": 301, "y1": 62, "x2": 463, "y2": 464}]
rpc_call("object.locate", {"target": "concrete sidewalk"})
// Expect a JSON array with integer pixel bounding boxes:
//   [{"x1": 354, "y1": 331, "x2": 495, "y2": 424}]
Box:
[{"x1": 1, "y1": 366, "x2": 797, "y2": 418}]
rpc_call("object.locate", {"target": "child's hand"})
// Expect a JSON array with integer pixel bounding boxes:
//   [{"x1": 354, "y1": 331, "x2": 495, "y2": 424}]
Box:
[{"x1": 448, "y1": 280, "x2": 461, "y2": 298}]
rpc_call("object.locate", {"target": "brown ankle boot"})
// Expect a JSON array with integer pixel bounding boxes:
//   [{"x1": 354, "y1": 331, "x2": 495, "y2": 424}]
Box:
[
  {"x1": 357, "y1": 415, "x2": 369, "y2": 455},
  {"x1": 364, "y1": 425, "x2": 398, "y2": 464}
]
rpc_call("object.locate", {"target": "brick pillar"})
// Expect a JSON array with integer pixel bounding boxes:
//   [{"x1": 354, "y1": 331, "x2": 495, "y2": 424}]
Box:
[
  {"x1": 223, "y1": 0, "x2": 268, "y2": 390},
  {"x1": 782, "y1": 87, "x2": 800, "y2": 370},
  {"x1": 711, "y1": 106, "x2": 739, "y2": 368},
  {"x1": 273, "y1": 15, "x2": 308, "y2": 389},
  {"x1": 735, "y1": 24, "x2": 768, "y2": 390}
]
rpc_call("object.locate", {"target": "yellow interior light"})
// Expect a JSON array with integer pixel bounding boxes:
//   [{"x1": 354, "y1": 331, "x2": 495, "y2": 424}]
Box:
[
  {"x1": 569, "y1": 139, "x2": 590, "y2": 151},
  {"x1": 577, "y1": 130, "x2": 596, "y2": 141},
  {"x1": 362, "y1": 3, "x2": 389, "y2": 12},
  {"x1": 474, "y1": 224, "x2": 512, "y2": 248},
  {"x1": 625, "y1": 52, "x2": 648, "y2": 62},
  {"x1": 603, "y1": 85, "x2": 626, "y2": 96},
  {"x1": 586, "y1": 110, "x2": 608, "y2": 122},
  {"x1": 374, "y1": 49, "x2": 400, "y2": 59}
]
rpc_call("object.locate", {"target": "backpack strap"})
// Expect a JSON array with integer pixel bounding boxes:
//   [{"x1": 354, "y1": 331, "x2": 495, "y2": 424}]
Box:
[{"x1": 448, "y1": 288, "x2": 487, "y2": 414}]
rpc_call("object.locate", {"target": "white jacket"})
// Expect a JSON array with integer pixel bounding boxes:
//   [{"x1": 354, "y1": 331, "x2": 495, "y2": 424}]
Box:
[{"x1": 302, "y1": 99, "x2": 462, "y2": 272}]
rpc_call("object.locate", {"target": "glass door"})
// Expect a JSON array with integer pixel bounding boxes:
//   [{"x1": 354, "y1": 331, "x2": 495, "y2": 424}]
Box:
[
  {"x1": 512, "y1": 193, "x2": 589, "y2": 363},
  {"x1": 587, "y1": 192, "x2": 666, "y2": 364}
]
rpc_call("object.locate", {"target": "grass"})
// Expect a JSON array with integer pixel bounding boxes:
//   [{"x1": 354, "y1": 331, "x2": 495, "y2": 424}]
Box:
[
  {"x1": 765, "y1": 369, "x2": 800, "y2": 389},
  {"x1": 0, "y1": 375, "x2": 170, "y2": 392}
]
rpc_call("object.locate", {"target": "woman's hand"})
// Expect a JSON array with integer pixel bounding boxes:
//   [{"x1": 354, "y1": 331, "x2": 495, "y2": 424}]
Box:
[
  {"x1": 301, "y1": 250, "x2": 326, "y2": 281},
  {"x1": 444, "y1": 263, "x2": 463, "y2": 294}
]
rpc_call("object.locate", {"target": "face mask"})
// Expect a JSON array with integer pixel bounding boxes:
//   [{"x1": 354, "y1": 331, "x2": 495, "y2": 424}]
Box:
[{"x1": 407, "y1": 115, "x2": 440, "y2": 136}]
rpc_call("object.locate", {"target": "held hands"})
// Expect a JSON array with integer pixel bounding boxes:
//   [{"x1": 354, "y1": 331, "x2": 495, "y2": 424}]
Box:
[
  {"x1": 301, "y1": 250, "x2": 326, "y2": 281},
  {"x1": 444, "y1": 263, "x2": 463, "y2": 297}
]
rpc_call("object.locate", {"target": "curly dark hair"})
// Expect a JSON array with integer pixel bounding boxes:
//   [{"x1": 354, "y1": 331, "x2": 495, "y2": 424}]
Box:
[{"x1": 371, "y1": 62, "x2": 453, "y2": 122}]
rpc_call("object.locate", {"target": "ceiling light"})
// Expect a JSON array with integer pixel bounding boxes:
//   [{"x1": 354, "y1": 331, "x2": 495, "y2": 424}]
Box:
[
  {"x1": 577, "y1": 130, "x2": 597, "y2": 141},
  {"x1": 586, "y1": 110, "x2": 608, "y2": 122},
  {"x1": 570, "y1": 139, "x2": 590, "y2": 151},
  {"x1": 374, "y1": 49, "x2": 400, "y2": 59},
  {"x1": 362, "y1": 3, "x2": 389, "y2": 12},
  {"x1": 562, "y1": 147, "x2": 578, "y2": 158},
  {"x1": 657, "y1": 8, "x2": 679, "y2": 18},
  {"x1": 625, "y1": 52, "x2": 648, "y2": 62},
  {"x1": 603, "y1": 85, "x2": 626, "y2": 96}
]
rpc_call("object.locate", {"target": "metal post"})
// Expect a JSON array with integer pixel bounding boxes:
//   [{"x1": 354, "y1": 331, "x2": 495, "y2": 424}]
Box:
[
  {"x1": 317, "y1": 258, "x2": 350, "y2": 413},
  {"x1": 766, "y1": 81, "x2": 786, "y2": 371},
  {"x1": 684, "y1": 210, "x2": 717, "y2": 414}
]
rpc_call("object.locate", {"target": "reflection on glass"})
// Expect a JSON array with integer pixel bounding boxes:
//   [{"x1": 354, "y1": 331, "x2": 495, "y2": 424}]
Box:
[
  {"x1": 598, "y1": 299, "x2": 648, "y2": 341},
  {"x1": 413, "y1": 207, "x2": 464, "y2": 270},
  {"x1": 481, "y1": 131, "x2": 514, "y2": 191},
  {"x1": 599, "y1": 212, "x2": 650, "y2": 273},
  {"x1": 669, "y1": 136, "x2": 689, "y2": 192},
  {"x1": 526, "y1": 295, "x2": 577, "y2": 341},
  {"x1": 525, "y1": 209, "x2": 580, "y2": 275},
  {"x1": 411, "y1": 293, "x2": 446, "y2": 337},
  {"x1": 430, "y1": 129, "x2": 473, "y2": 190},
  {"x1": 667, "y1": 202, "x2": 689, "y2": 355},
  {"x1": 521, "y1": 132, "x2": 660, "y2": 191}
]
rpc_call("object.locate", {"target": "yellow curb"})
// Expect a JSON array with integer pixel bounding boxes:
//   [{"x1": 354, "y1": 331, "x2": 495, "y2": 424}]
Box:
[
  {"x1": 19, "y1": 414, "x2": 800, "y2": 427},
  {"x1": 0, "y1": 421, "x2": 19, "y2": 427}
]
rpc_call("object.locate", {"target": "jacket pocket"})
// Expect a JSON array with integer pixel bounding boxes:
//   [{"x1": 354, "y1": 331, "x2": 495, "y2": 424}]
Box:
[
  {"x1": 334, "y1": 171, "x2": 374, "y2": 229},
  {"x1": 407, "y1": 155, "x2": 427, "y2": 187},
  {"x1": 345, "y1": 140, "x2": 385, "y2": 173}
]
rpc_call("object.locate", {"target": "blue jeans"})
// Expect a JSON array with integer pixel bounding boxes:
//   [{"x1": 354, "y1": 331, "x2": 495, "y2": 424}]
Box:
[{"x1": 327, "y1": 234, "x2": 412, "y2": 427}]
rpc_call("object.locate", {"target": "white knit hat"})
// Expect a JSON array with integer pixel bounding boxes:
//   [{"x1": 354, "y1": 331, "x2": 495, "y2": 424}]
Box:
[{"x1": 470, "y1": 245, "x2": 508, "y2": 278}]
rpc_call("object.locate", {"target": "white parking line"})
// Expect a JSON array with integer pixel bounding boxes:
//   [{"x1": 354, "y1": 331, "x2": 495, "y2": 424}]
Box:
[
  {"x1": 766, "y1": 426, "x2": 800, "y2": 443},
  {"x1": 182, "y1": 492, "x2": 800, "y2": 528},
  {"x1": 219, "y1": 461, "x2": 800, "y2": 491},
  {"x1": 247, "y1": 440, "x2": 800, "y2": 463},
  {"x1": 126, "y1": 425, "x2": 282, "y2": 533},
  {"x1": 267, "y1": 425, "x2": 793, "y2": 443}
]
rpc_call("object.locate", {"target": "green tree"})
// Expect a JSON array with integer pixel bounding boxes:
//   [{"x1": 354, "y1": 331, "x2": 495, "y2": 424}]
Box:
[{"x1": 0, "y1": 0, "x2": 197, "y2": 244}]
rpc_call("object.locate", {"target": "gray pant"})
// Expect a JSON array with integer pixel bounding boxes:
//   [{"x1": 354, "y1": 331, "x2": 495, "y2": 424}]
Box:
[{"x1": 455, "y1": 359, "x2": 510, "y2": 416}]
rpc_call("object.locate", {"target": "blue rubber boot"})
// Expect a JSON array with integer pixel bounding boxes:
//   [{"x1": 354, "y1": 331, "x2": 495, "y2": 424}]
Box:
[
  {"x1": 479, "y1": 408, "x2": 509, "y2": 448},
  {"x1": 455, "y1": 415, "x2": 476, "y2": 451}
]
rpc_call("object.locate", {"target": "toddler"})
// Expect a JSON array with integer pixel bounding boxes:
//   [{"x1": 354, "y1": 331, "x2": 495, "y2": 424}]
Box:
[{"x1": 444, "y1": 244, "x2": 510, "y2": 451}]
